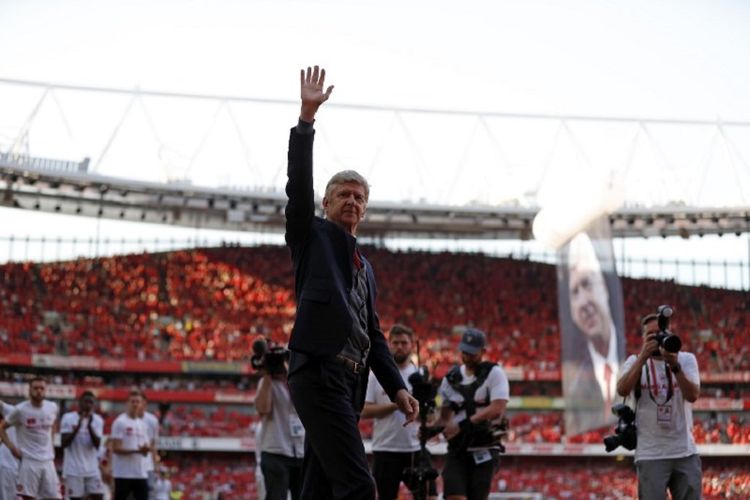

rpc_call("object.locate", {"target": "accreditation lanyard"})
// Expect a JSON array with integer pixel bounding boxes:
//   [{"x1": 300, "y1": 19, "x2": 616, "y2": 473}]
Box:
[{"x1": 645, "y1": 358, "x2": 674, "y2": 405}]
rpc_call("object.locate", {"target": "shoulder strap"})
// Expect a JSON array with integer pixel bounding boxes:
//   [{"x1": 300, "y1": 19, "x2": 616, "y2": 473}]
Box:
[{"x1": 450, "y1": 362, "x2": 497, "y2": 417}]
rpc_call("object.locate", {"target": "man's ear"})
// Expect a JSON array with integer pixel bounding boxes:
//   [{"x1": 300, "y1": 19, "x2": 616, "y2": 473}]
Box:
[{"x1": 322, "y1": 196, "x2": 329, "y2": 212}]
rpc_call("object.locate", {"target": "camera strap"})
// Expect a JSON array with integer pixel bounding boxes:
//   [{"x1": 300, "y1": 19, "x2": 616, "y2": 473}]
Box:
[{"x1": 645, "y1": 359, "x2": 673, "y2": 405}]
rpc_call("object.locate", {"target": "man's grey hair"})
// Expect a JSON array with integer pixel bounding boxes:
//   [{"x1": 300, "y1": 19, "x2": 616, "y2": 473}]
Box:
[{"x1": 325, "y1": 170, "x2": 370, "y2": 201}]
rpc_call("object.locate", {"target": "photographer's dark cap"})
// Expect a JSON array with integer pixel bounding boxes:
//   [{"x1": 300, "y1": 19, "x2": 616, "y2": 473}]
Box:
[{"x1": 459, "y1": 328, "x2": 486, "y2": 354}]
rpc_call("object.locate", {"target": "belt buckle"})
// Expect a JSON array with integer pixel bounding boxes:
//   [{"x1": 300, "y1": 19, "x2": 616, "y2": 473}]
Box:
[{"x1": 336, "y1": 354, "x2": 362, "y2": 374}]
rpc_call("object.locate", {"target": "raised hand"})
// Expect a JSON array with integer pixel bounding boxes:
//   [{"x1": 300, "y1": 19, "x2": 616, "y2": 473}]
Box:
[{"x1": 300, "y1": 65, "x2": 334, "y2": 122}]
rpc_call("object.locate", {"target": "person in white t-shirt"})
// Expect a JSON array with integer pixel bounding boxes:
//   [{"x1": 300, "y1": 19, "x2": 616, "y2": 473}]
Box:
[
  {"x1": 255, "y1": 343, "x2": 304, "y2": 500},
  {"x1": 0, "y1": 377, "x2": 61, "y2": 500},
  {"x1": 438, "y1": 328, "x2": 509, "y2": 500},
  {"x1": 0, "y1": 400, "x2": 20, "y2": 500},
  {"x1": 110, "y1": 390, "x2": 151, "y2": 500},
  {"x1": 150, "y1": 468, "x2": 171, "y2": 500},
  {"x1": 60, "y1": 391, "x2": 105, "y2": 500},
  {"x1": 617, "y1": 312, "x2": 702, "y2": 500},
  {"x1": 362, "y1": 324, "x2": 437, "y2": 500},
  {"x1": 137, "y1": 396, "x2": 160, "y2": 500}
]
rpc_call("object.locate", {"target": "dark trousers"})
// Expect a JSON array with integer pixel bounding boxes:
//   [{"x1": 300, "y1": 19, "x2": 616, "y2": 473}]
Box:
[
  {"x1": 288, "y1": 359, "x2": 375, "y2": 500},
  {"x1": 372, "y1": 450, "x2": 438, "y2": 500},
  {"x1": 114, "y1": 478, "x2": 148, "y2": 500},
  {"x1": 260, "y1": 451, "x2": 303, "y2": 500},
  {"x1": 442, "y1": 449, "x2": 500, "y2": 500}
]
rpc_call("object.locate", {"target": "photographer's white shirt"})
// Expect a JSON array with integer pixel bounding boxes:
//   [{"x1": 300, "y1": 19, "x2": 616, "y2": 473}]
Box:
[
  {"x1": 256, "y1": 378, "x2": 304, "y2": 458},
  {"x1": 365, "y1": 363, "x2": 419, "y2": 452},
  {"x1": 621, "y1": 352, "x2": 699, "y2": 462},
  {"x1": 60, "y1": 411, "x2": 104, "y2": 477}
]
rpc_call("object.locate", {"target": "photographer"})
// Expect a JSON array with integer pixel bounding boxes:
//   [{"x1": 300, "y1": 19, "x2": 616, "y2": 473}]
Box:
[
  {"x1": 254, "y1": 339, "x2": 304, "y2": 500},
  {"x1": 616, "y1": 312, "x2": 702, "y2": 500},
  {"x1": 437, "y1": 328, "x2": 509, "y2": 500},
  {"x1": 361, "y1": 325, "x2": 437, "y2": 500}
]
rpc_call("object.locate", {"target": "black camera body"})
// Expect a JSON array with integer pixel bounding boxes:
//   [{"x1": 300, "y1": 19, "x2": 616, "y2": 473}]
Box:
[
  {"x1": 603, "y1": 403, "x2": 637, "y2": 452},
  {"x1": 404, "y1": 367, "x2": 441, "y2": 500},
  {"x1": 251, "y1": 338, "x2": 289, "y2": 375},
  {"x1": 654, "y1": 305, "x2": 681, "y2": 354},
  {"x1": 408, "y1": 367, "x2": 438, "y2": 416}
]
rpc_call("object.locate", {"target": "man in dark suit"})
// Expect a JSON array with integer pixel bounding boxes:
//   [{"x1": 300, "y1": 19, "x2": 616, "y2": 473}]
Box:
[
  {"x1": 559, "y1": 231, "x2": 625, "y2": 436},
  {"x1": 285, "y1": 65, "x2": 419, "y2": 500}
]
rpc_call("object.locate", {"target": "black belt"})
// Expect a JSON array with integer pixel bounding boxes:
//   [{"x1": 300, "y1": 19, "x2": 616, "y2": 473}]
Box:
[{"x1": 335, "y1": 354, "x2": 364, "y2": 374}]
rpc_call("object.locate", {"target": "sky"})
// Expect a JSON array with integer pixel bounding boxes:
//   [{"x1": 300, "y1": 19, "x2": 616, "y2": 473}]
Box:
[{"x1": 0, "y1": 0, "x2": 749, "y2": 286}]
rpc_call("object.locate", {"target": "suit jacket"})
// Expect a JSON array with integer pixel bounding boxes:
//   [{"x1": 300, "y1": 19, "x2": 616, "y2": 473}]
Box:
[
  {"x1": 284, "y1": 126, "x2": 405, "y2": 401},
  {"x1": 563, "y1": 357, "x2": 617, "y2": 435}
]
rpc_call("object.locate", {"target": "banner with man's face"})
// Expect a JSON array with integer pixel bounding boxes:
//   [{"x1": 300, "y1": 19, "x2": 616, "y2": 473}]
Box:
[{"x1": 557, "y1": 217, "x2": 625, "y2": 436}]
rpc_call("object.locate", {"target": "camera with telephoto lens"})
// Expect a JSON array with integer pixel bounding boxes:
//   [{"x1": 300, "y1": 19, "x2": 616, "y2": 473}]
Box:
[
  {"x1": 603, "y1": 403, "x2": 637, "y2": 452},
  {"x1": 251, "y1": 338, "x2": 289, "y2": 375},
  {"x1": 654, "y1": 305, "x2": 682, "y2": 354}
]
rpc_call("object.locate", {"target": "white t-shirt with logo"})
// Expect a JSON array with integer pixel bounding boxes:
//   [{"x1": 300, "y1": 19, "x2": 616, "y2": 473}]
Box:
[
  {"x1": 141, "y1": 411, "x2": 159, "y2": 472},
  {"x1": 621, "y1": 352, "x2": 700, "y2": 462},
  {"x1": 6, "y1": 400, "x2": 58, "y2": 462},
  {"x1": 111, "y1": 413, "x2": 149, "y2": 479},
  {"x1": 60, "y1": 411, "x2": 104, "y2": 477},
  {"x1": 365, "y1": 363, "x2": 419, "y2": 452},
  {"x1": 439, "y1": 364, "x2": 510, "y2": 452},
  {"x1": 0, "y1": 402, "x2": 19, "y2": 472}
]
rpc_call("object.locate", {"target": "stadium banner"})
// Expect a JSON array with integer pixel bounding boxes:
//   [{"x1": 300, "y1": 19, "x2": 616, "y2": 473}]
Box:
[
  {"x1": 0, "y1": 382, "x2": 256, "y2": 404},
  {"x1": 181, "y1": 361, "x2": 253, "y2": 375},
  {"x1": 556, "y1": 218, "x2": 626, "y2": 436},
  {"x1": 6, "y1": 354, "x2": 255, "y2": 375},
  {"x1": 0, "y1": 382, "x2": 77, "y2": 400},
  {"x1": 155, "y1": 436, "x2": 256, "y2": 452}
]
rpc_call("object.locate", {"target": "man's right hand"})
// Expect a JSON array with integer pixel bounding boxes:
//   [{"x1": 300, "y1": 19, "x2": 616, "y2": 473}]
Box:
[
  {"x1": 10, "y1": 446, "x2": 21, "y2": 460},
  {"x1": 639, "y1": 333, "x2": 659, "y2": 361},
  {"x1": 300, "y1": 65, "x2": 334, "y2": 122}
]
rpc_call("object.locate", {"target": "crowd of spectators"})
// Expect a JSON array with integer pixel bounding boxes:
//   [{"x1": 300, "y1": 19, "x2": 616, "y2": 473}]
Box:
[
  {"x1": 0, "y1": 246, "x2": 748, "y2": 373},
  {"x1": 494, "y1": 463, "x2": 750, "y2": 499},
  {"x1": 505, "y1": 412, "x2": 750, "y2": 445},
  {"x1": 1, "y1": 246, "x2": 748, "y2": 497},
  {"x1": 161, "y1": 455, "x2": 256, "y2": 499},
  {"x1": 156, "y1": 456, "x2": 750, "y2": 499}
]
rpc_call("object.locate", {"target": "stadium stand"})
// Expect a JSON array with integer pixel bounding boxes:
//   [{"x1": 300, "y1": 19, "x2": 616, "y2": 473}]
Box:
[
  {"x1": 1, "y1": 245, "x2": 749, "y2": 497},
  {"x1": 1, "y1": 246, "x2": 747, "y2": 371}
]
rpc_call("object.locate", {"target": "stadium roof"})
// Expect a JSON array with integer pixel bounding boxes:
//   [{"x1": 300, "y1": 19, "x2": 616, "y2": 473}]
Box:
[
  {"x1": 2, "y1": 152, "x2": 748, "y2": 240},
  {"x1": 1, "y1": 79, "x2": 749, "y2": 241}
]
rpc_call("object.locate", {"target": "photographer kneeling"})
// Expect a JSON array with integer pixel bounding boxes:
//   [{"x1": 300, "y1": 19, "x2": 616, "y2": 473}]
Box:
[
  {"x1": 438, "y1": 328, "x2": 509, "y2": 500},
  {"x1": 253, "y1": 339, "x2": 304, "y2": 500},
  {"x1": 616, "y1": 310, "x2": 702, "y2": 500}
]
